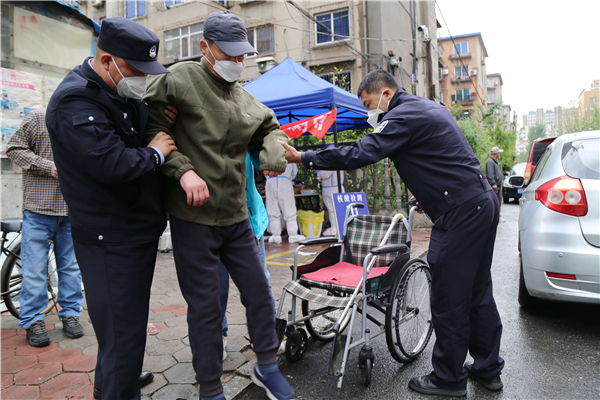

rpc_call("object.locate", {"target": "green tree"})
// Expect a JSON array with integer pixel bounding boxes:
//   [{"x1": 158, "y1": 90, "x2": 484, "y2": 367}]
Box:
[
  {"x1": 526, "y1": 123, "x2": 546, "y2": 156},
  {"x1": 560, "y1": 100, "x2": 600, "y2": 135}
]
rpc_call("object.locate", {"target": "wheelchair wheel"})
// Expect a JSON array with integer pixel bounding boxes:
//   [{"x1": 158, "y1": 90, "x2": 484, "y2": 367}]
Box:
[
  {"x1": 285, "y1": 328, "x2": 308, "y2": 362},
  {"x1": 385, "y1": 259, "x2": 433, "y2": 363},
  {"x1": 1, "y1": 242, "x2": 58, "y2": 319},
  {"x1": 360, "y1": 358, "x2": 372, "y2": 386},
  {"x1": 302, "y1": 296, "x2": 351, "y2": 342}
]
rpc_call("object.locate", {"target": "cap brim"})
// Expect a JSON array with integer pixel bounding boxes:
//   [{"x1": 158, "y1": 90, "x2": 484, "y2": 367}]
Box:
[
  {"x1": 124, "y1": 58, "x2": 170, "y2": 75},
  {"x1": 214, "y1": 40, "x2": 258, "y2": 57}
]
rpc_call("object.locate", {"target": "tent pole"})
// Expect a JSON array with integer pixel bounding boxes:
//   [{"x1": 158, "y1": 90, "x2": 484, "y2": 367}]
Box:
[{"x1": 332, "y1": 110, "x2": 342, "y2": 193}]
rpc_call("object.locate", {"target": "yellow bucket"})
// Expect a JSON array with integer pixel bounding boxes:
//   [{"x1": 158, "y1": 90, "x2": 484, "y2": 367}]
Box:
[{"x1": 297, "y1": 210, "x2": 325, "y2": 238}]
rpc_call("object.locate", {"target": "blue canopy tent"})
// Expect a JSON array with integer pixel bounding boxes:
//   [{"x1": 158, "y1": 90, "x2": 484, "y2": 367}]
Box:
[
  {"x1": 244, "y1": 57, "x2": 368, "y2": 192},
  {"x1": 243, "y1": 57, "x2": 369, "y2": 134}
]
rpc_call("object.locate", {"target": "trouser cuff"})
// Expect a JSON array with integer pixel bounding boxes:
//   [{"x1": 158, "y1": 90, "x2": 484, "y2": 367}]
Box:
[
  {"x1": 256, "y1": 350, "x2": 277, "y2": 366},
  {"x1": 199, "y1": 379, "x2": 223, "y2": 397}
]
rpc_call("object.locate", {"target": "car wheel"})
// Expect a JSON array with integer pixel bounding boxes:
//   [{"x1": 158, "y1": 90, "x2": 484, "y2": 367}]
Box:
[
  {"x1": 503, "y1": 196, "x2": 510, "y2": 204},
  {"x1": 518, "y1": 256, "x2": 539, "y2": 310}
]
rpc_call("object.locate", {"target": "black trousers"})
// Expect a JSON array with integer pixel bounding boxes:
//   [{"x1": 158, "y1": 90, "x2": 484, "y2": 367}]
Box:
[
  {"x1": 427, "y1": 190, "x2": 504, "y2": 390},
  {"x1": 169, "y1": 216, "x2": 277, "y2": 397},
  {"x1": 73, "y1": 240, "x2": 158, "y2": 400}
]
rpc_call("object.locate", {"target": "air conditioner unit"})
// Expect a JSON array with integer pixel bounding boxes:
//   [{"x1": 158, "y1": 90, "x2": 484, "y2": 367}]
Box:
[
  {"x1": 91, "y1": 0, "x2": 104, "y2": 7},
  {"x1": 442, "y1": 69, "x2": 449, "y2": 75},
  {"x1": 470, "y1": 69, "x2": 477, "y2": 75},
  {"x1": 452, "y1": 101, "x2": 456, "y2": 105},
  {"x1": 256, "y1": 56, "x2": 276, "y2": 74}
]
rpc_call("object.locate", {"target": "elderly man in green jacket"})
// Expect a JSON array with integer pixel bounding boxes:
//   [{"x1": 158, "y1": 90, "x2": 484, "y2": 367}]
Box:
[{"x1": 144, "y1": 11, "x2": 294, "y2": 400}]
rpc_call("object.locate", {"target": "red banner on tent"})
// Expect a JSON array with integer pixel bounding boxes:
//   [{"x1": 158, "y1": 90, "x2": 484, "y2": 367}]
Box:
[{"x1": 281, "y1": 109, "x2": 337, "y2": 140}]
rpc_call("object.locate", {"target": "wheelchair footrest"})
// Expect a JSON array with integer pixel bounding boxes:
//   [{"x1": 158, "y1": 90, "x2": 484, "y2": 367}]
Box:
[
  {"x1": 329, "y1": 333, "x2": 347, "y2": 377},
  {"x1": 283, "y1": 280, "x2": 364, "y2": 308}
]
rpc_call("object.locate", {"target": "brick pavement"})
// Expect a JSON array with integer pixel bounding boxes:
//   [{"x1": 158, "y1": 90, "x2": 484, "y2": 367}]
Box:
[{"x1": 1, "y1": 230, "x2": 430, "y2": 399}]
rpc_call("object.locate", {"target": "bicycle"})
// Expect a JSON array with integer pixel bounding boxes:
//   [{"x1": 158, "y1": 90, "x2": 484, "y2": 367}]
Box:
[{"x1": 1, "y1": 218, "x2": 59, "y2": 319}]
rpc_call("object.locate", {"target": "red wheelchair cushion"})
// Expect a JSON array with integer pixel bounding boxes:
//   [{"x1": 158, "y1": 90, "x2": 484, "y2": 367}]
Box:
[{"x1": 300, "y1": 262, "x2": 389, "y2": 288}]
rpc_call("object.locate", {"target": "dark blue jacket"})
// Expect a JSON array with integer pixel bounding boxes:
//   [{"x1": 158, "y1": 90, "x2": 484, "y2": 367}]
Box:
[
  {"x1": 302, "y1": 89, "x2": 492, "y2": 222},
  {"x1": 46, "y1": 58, "x2": 166, "y2": 244}
]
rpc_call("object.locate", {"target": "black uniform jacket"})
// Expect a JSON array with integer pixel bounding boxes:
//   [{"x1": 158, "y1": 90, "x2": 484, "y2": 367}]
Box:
[
  {"x1": 303, "y1": 89, "x2": 492, "y2": 222},
  {"x1": 46, "y1": 58, "x2": 166, "y2": 245}
]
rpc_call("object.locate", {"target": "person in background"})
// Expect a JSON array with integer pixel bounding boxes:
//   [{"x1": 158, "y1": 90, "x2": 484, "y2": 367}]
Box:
[
  {"x1": 266, "y1": 163, "x2": 305, "y2": 244},
  {"x1": 486, "y1": 146, "x2": 504, "y2": 215},
  {"x1": 220, "y1": 150, "x2": 276, "y2": 360},
  {"x1": 46, "y1": 18, "x2": 178, "y2": 400},
  {"x1": 6, "y1": 109, "x2": 84, "y2": 348},
  {"x1": 318, "y1": 169, "x2": 345, "y2": 237}
]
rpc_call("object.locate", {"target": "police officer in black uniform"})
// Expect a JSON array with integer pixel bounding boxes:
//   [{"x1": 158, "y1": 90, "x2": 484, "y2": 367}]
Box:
[
  {"x1": 46, "y1": 18, "x2": 177, "y2": 400},
  {"x1": 279, "y1": 69, "x2": 504, "y2": 397}
]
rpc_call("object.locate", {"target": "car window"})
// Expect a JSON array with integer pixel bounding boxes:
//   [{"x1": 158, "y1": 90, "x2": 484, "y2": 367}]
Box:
[
  {"x1": 530, "y1": 147, "x2": 552, "y2": 183},
  {"x1": 532, "y1": 142, "x2": 552, "y2": 166},
  {"x1": 512, "y1": 163, "x2": 526, "y2": 176},
  {"x1": 561, "y1": 137, "x2": 600, "y2": 180}
]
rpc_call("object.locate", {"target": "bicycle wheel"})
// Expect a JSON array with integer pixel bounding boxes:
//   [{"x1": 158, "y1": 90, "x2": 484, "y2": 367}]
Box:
[
  {"x1": 385, "y1": 259, "x2": 433, "y2": 363},
  {"x1": 302, "y1": 290, "x2": 352, "y2": 342},
  {"x1": 1, "y1": 242, "x2": 58, "y2": 319}
]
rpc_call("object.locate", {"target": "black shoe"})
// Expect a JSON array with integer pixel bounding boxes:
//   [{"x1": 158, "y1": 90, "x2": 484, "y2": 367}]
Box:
[
  {"x1": 92, "y1": 372, "x2": 155, "y2": 399},
  {"x1": 408, "y1": 375, "x2": 467, "y2": 397},
  {"x1": 464, "y1": 363, "x2": 503, "y2": 391},
  {"x1": 26, "y1": 320, "x2": 50, "y2": 347},
  {"x1": 61, "y1": 316, "x2": 84, "y2": 339}
]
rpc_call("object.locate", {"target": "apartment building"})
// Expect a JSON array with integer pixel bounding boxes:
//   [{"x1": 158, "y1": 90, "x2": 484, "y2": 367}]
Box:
[
  {"x1": 438, "y1": 32, "x2": 488, "y2": 118},
  {"x1": 78, "y1": 0, "x2": 440, "y2": 100},
  {"x1": 522, "y1": 107, "x2": 562, "y2": 136},
  {"x1": 578, "y1": 79, "x2": 599, "y2": 117}
]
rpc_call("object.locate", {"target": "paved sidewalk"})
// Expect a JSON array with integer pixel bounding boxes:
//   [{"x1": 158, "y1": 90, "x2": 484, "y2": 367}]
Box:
[{"x1": 1, "y1": 230, "x2": 430, "y2": 399}]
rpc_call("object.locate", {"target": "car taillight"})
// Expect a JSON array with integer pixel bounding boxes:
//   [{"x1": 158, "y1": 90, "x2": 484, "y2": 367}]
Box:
[{"x1": 535, "y1": 176, "x2": 588, "y2": 216}]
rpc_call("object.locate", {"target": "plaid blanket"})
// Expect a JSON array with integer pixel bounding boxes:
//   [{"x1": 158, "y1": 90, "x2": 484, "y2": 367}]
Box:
[{"x1": 344, "y1": 214, "x2": 407, "y2": 268}]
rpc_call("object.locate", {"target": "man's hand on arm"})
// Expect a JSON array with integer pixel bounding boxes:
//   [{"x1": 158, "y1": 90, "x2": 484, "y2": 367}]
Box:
[
  {"x1": 493, "y1": 185, "x2": 498, "y2": 190},
  {"x1": 164, "y1": 105, "x2": 178, "y2": 126},
  {"x1": 277, "y1": 140, "x2": 302, "y2": 164},
  {"x1": 180, "y1": 170, "x2": 210, "y2": 207},
  {"x1": 147, "y1": 132, "x2": 178, "y2": 158},
  {"x1": 51, "y1": 163, "x2": 58, "y2": 179},
  {"x1": 262, "y1": 170, "x2": 282, "y2": 177}
]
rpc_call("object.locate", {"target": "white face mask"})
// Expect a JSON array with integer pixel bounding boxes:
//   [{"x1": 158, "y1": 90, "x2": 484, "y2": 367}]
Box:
[
  {"x1": 206, "y1": 45, "x2": 245, "y2": 82},
  {"x1": 367, "y1": 91, "x2": 389, "y2": 128},
  {"x1": 106, "y1": 56, "x2": 147, "y2": 99}
]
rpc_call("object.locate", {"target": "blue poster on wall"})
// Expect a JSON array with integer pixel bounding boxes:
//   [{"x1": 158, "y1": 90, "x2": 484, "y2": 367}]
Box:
[{"x1": 331, "y1": 192, "x2": 369, "y2": 239}]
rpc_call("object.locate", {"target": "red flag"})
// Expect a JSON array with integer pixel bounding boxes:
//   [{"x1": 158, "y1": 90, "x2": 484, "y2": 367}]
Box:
[{"x1": 281, "y1": 109, "x2": 337, "y2": 140}]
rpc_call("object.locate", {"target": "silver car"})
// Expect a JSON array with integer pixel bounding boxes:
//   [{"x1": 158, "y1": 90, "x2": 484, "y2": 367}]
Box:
[{"x1": 515, "y1": 130, "x2": 599, "y2": 307}]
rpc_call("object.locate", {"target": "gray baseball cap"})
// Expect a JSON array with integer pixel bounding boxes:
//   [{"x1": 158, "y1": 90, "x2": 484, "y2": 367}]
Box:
[
  {"x1": 491, "y1": 146, "x2": 504, "y2": 154},
  {"x1": 203, "y1": 12, "x2": 257, "y2": 56}
]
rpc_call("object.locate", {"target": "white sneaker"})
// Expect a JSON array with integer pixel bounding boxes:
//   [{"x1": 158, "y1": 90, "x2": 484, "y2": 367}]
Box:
[
  {"x1": 268, "y1": 235, "x2": 282, "y2": 244},
  {"x1": 223, "y1": 336, "x2": 227, "y2": 361},
  {"x1": 288, "y1": 234, "x2": 305, "y2": 244}
]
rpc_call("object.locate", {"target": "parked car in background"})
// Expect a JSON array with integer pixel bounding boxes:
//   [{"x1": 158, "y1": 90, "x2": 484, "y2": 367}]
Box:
[
  {"x1": 503, "y1": 162, "x2": 526, "y2": 203},
  {"x1": 524, "y1": 137, "x2": 556, "y2": 182},
  {"x1": 515, "y1": 130, "x2": 599, "y2": 308}
]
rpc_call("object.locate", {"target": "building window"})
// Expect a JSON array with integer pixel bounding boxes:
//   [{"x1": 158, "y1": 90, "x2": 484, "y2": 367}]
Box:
[
  {"x1": 247, "y1": 25, "x2": 275, "y2": 56},
  {"x1": 453, "y1": 41, "x2": 468, "y2": 54},
  {"x1": 591, "y1": 97, "x2": 598, "y2": 105},
  {"x1": 456, "y1": 89, "x2": 471, "y2": 101},
  {"x1": 315, "y1": 10, "x2": 349, "y2": 44},
  {"x1": 454, "y1": 65, "x2": 468, "y2": 78},
  {"x1": 165, "y1": 0, "x2": 189, "y2": 6},
  {"x1": 165, "y1": 23, "x2": 203, "y2": 60},
  {"x1": 125, "y1": 1, "x2": 146, "y2": 18},
  {"x1": 319, "y1": 71, "x2": 351, "y2": 92},
  {"x1": 487, "y1": 93, "x2": 495, "y2": 102},
  {"x1": 487, "y1": 78, "x2": 495, "y2": 87}
]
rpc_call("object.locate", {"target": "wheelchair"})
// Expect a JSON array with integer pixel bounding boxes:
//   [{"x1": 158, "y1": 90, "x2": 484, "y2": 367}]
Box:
[{"x1": 275, "y1": 203, "x2": 433, "y2": 388}]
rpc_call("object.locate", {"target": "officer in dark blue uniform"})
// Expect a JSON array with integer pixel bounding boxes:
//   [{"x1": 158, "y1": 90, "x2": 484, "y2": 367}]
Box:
[
  {"x1": 46, "y1": 18, "x2": 178, "y2": 400},
  {"x1": 279, "y1": 69, "x2": 504, "y2": 397}
]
